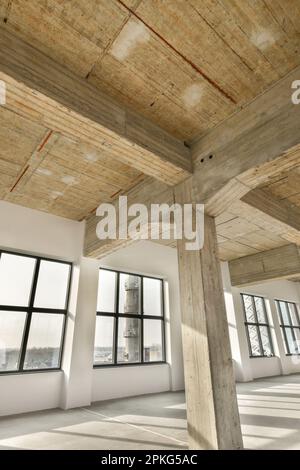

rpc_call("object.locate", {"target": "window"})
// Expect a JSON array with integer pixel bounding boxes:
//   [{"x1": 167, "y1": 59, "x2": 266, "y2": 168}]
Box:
[
  {"x1": 241, "y1": 294, "x2": 274, "y2": 358},
  {"x1": 94, "y1": 269, "x2": 165, "y2": 366},
  {"x1": 0, "y1": 251, "x2": 71, "y2": 373},
  {"x1": 276, "y1": 300, "x2": 300, "y2": 355}
]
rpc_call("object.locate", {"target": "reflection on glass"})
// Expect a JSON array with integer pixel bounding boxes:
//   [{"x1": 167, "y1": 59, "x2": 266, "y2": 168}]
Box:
[
  {"x1": 144, "y1": 319, "x2": 163, "y2": 362},
  {"x1": 94, "y1": 316, "x2": 114, "y2": 364},
  {"x1": 289, "y1": 303, "x2": 300, "y2": 327},
  {"x1": 248, "y1": 325, "x2": 261, "y2": 356},
  {"x1": 0, "y1": 253, "x2": 35, "y2": 306},
  {"x1": 34, "y1": 261, "x2": 70, "y2": 309},
  {"x1": 279, "y1": 301, "x2": 291, "y2": 325},
  {"x1": 259, "y1": 326, "x2": 272, "y2": 356},
  {"x1": 254, "y1": 297, "x2": 266, "y2": 323},
  {"x1": 117, "y1": 317, "x2": 141, "y2": 363},
  {"x1": 97, "y1": 270, "x2": 116, "y2": 313},
  {"x1": 24, "y1": 313, "x2": 64, "y2": 369},
  {"x1": 285, "y1": 327, "x2": 299, "y2": 354},
  {"x1": 143, "y1": 278, "x2": 162, "y2": 316},
  {"x1": 0, "y1": 311, "x2": 27, "y2": 371},
  {"x1": 243, "y1": 295, "x2": 255, "y2": 322}
]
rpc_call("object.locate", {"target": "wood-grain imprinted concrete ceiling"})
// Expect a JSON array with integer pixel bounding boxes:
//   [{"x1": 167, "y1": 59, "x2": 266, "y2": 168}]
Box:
[
  {"x1": 2, "y1": 0, "x2": 300, "y2": 141},
  {"x1": 1, "y1": 0, "x2": 300, "y2": 263}
]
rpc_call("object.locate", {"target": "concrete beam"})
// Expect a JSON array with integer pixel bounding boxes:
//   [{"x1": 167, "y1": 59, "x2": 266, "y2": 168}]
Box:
[
  {"x1": 229, "y1": 244, "x2": 300, "y2": 287},
  {"x1": 241, "y1": 188, "x2": 300, "y2": 232},
  {"x1": 0, "y1": 27, "x2": 192, "y2": 186}
]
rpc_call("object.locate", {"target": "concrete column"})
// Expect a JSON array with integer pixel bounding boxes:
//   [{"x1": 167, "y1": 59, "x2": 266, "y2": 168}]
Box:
[
  {"x1": 61, "y1": 257, "x2": 99, "y2": 409},
  {"x1": 175, "y1": 179, "x2": 243, "y2": 450}
]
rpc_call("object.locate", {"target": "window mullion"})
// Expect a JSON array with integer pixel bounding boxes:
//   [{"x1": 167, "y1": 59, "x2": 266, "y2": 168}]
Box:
[
  {"x1": 18, "y1": 259, "x2": 41, "y2": 371},
  {"x1": 114, "y1": 272, "x2": 120, "y2": 365},
  {"x1": 252, "y1": 296, "x2": 264, "y2": 356}
]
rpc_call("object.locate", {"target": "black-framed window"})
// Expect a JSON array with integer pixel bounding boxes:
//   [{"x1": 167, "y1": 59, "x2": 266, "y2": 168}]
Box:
[
  {"x1": 0, "y1": 250, "x2": 72, "y2": 374},
  {"x1": 241, "y1": 294, "x2": 274, "y2": 358},
  {"x1": 275, "y1": 300, "x2": 300, "y2": 355},
  {"x1": 94, "y1": 268, "x2": 165, "y2": 366}
]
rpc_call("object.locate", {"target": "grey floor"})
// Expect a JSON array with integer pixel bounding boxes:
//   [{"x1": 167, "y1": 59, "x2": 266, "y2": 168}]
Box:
[{"x1": 0, "y1": 374, "x2": 299, "y2": 450}]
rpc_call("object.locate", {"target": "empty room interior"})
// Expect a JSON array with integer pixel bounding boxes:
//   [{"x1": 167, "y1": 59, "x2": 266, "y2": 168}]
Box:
[{"x1": 1, "y1": 0, "x2": 300, "y2": 452}]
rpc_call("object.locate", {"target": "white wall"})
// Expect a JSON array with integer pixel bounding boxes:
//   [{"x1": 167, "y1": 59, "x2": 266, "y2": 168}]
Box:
[
  {"x1": 0, "y1": 371, "x2": 63, "y2": 416},
  {"x1": 92, "y1": 241, "x2": 185, "y2": 403},
  {"x1": 0, "y1": 201, "x2": 84, "y2": 262},
  {"x1": 221, "y1": 260, "x2": 300, "y2": 381},
  {"x1": 0, "y1": 201, "x2": 184, "y2": 416},
  {"x1": 0, "y1": 201, "x2": 85, "y2": 416}
]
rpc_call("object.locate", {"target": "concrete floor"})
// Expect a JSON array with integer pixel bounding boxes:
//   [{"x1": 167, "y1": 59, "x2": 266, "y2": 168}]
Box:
[{"x1": 0, "y1": 374, "x2": 299, "y2": 450}]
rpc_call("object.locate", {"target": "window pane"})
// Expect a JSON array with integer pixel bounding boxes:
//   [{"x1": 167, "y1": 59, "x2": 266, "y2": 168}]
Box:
[
  {"x1": 143, "y1": 278, "x2": 162, "y2": 316},
  {"x1": 117, "y1": 317, "x2": 141, "y2": 363},
  {"x1": 0, "y1": 253, "x2": 35, "y2": 307},
  {"x1": 279, "y1": 301, "x2": 290, "y2": 325},
  {"x1": 254, "y1": 297, "x2": 266, "y2": 323},
  {"x1": 243, "y1": 295, "x2": 256, "y2": 322},
  {"x1": 24, "y1": 313, "x2": 64, "y2": 369},
  {"x1": 97, "y1": 270, "x2": 116, "y2": 313},
  {"x1": 94, "y1": 316, "x2": 114, "y2": 365},
  {"x1": 294, "y1": 328, "x2": 300, "y2": 352},
  {"x1": 0, "y1": 311, "x2": 27, "y2": 372},
  {"x1": 248, "y1": 325, "x2": 261, "y2": 356},
  {"x1": 34, "y1": 261, "x2": 70, "y2": 309},
  {"x1": 289, "y1": 303, "x2": 300, "y2": 327},
  {"x1": 144, "y1": 319, "x2": 163, "y2": 362},
  {"x1": 284, "y1": 327, "x2": 299, "y2": 354},
  {"x1": 119, "y1": 274, "x2": 141, "y2": 314},
  {"x1": 259, "y1": 326, "x2": 272, "y2": 356}
]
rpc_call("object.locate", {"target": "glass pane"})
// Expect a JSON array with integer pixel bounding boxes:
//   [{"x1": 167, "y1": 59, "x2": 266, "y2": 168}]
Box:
[
  {"x1": 34, "y1": 261, "x2": 70, "y2": 309},
  {"x1": 119, "y1": 274, "x2": 141, "y2": 314},
  {"x1": 94, "y1": 316, "x2": 114, "y2": 365},
  {"x1": 289, "y1": 303, "x2": 300, "y2": 327},
  {"x1": 0, "y1": 253, "x2": 36, "y2": 306},
  {"x1": 254, "y1": 297, "x2": 266, "y2": 323},
  {"x1": 0, "y1": 310, "x2": 27, "y2": 372},
  {"x1": 243, "y1": 295, "x2": 256, "y2": 322},
  {"x1": 248, "y1": 324, "x2": 261, "y2": 356},
  {"x1": 284, "y1": 327, "x2": 298, "y2": 354},
  {"x1": 278, "y1": 301, "x2": 290, "y2": 325},
  {"x1": 144, "y1": 319, "x2": 163, "y2": 362},
  {"x1": 294, "y1": 328, "x2": 300, "y2": 352},
  {"x1": 97, "y1": 270, "x2": 116, "y2": 313},
  {"x1": 143, "y1": 278, "x2": 162, "y2": 316},
  {"x1": 117, "y1": 317, "x2": 141, "y2": 363},
  {"x1": 259, "y1": 326, "x2": 272, "y2": 356},
  {"x1": 24, "y1": 313, "x2": 64, "y2": 369}
]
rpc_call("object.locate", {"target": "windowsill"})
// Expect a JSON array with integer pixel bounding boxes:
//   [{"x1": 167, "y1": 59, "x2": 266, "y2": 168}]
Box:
[
  {"x1": 0, "y1": 368, "x2": 63, "y2": 376},
  {"x1": 93, "y1": 361, "x2": 167, "y2": 369},
  {"x1": 249, "y1": 355, "x2": 276, "y2": 359}
]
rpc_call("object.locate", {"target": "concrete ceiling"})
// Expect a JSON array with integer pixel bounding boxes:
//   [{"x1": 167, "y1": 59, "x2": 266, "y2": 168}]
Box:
[{"x1": 1, "y1": 0, "x2": 300, "y2": 262}]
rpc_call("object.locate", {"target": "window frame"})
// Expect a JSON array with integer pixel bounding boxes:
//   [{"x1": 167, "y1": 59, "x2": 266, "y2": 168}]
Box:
[
  {"x1": 241, "y1": 293, "x2": 274, "y2": 358},
  {"x1": 275, "y1": 299, "x2": 300, "y2": 356},
  {"x1": 0, "y1": 249, "x2": 72, "y2": 375},
  {"x1": 94, "y1": 268, "x2": 166, "y2": 368}
]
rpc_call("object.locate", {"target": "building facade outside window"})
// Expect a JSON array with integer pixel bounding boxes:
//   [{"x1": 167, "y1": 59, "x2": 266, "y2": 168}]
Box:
[
  {"x1": 276, "y1": 300, "x2": 300, "y2": 355},
  {"x1": 241, "y1": 294, "x2": 274, "y2": 358},
  {"x1": 0, "y1": 250, "x2": 72, "y2": 373},
  {"x1": 94, "y1": 268, "x2": 165, "y2": 366}
]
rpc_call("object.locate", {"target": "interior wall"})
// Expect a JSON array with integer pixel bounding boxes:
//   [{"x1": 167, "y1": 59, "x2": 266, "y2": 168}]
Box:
[
  {"x1": 0, "y1": 201, "x2": 184, "y2": 416},
  {"x1": 0, "y1": 201, "x2": 85, "y2": 416},
  {"x1": 222, "y1": 260, "x2": 300, "y2": 381},
  {"x1": 92, "y1": 241, "x2": 185, "y2": 403}
]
